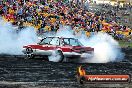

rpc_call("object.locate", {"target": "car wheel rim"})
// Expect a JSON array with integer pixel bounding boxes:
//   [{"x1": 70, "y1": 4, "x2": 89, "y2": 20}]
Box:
[
  {"x1": 26, "y1": 54, "x2": 34, "y2": 59},
  {"x1": 26, "y1": 48, "x2": 33, "y2": 54},
  {"x1": 25, "y1": 48, "x2": 34, "y2": 59}
]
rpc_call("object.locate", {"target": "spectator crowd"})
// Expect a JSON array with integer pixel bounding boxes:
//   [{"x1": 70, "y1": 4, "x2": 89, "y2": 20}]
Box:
[{"x1": 0, "y1": 0, "x2": 131, "y2": 41}]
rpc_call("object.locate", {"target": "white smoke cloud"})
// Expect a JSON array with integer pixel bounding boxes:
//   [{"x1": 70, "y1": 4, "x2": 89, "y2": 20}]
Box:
[
  {"x1": 56, "y1": 26, "x2": 74, "y2": 38},
  {"x1": 79, "y1": 32, "x2": 124, "y2": 63},
  {"x1": 48, "y1": 51, "x2": 62, "y2": 62},
  {"x1": 0, "y1": 19, "x2": 124, "y2": 63},
  {"x1": 0, "y1": 18, "x2": 38, "y2": 55},
  {"x1": 54, "y1": 26, "x2": 124, "y2": 63}
]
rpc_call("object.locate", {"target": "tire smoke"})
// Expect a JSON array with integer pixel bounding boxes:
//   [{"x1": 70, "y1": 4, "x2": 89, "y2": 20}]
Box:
[
  {"x1": 0, "y1": 19, "x2": 124, "y2": 63},
  {"x1": 0, "y1": 18, "x2": 38, "y2": 55},
  {"x1": 48, "y1": 51, "x2": 62, "y2": 62},
  {"x1": 54, "y1": 26, "x2": 124, "y2": 63},
  {"x1": 79, "y1": 32, "x2": 124, "y2": 63}
]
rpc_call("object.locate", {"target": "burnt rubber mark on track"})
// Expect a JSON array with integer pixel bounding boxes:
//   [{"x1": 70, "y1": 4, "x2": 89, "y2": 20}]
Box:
[{"x1": 0, "y1": 48, "x2": 131, "y2": 87}]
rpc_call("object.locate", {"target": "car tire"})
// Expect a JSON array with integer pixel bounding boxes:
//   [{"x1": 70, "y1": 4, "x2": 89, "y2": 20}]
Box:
[
  {"x1": 25, "y1": 53, "x2": 34, "y2": 59},
  {"x1": 57, "y1": 50, "x2": 64, "y2": 62},
  {"x1": 48, "y1": 50, "x2": 64, "y2": 62},
  {"x1": 25, "y1": 48, "x2": 34, "y2": 59}
]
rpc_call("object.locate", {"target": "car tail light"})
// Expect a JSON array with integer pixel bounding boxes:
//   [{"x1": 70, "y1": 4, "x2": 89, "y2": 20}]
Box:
[
  {"x1": 85, "y1": 47, "x2": 94, "y2": 51},
  {"x1": 91, "y1": 48, "x2": 94, "y2": 51}
]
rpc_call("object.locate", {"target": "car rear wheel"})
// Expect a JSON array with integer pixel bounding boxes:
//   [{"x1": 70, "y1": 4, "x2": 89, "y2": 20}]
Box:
[
  {"x1": 48, "y1": 50, "x2": 64, "y2": 62},
  {"x1": 25, "y1": 48, "x2": 34, "y2": 59}
]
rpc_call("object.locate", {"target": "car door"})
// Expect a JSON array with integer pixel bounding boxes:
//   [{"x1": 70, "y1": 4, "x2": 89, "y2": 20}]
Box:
[
  {"x1": 48, "y1": 37, "x2": 60, "y2": 50},
  {"x1": 37, "y1": 37, "x2": 53, "y2": 51},
  {"x1": 34, "y1": 37, "x2": 53, "y2": 55},
  {"x1": 59, "y1": 38, "x2": 73, "y2": 52}
]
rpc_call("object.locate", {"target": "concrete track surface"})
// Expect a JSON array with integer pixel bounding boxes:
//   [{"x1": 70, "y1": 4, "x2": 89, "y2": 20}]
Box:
[{"x1": 0, "y1": 48, "x2": 131, "y2": 88}]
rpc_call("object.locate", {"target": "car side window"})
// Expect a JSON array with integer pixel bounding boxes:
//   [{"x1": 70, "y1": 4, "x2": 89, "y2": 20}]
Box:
[
  {"x1": 63, "y1": 39, "x2": 70, "y2": 45},
  {"x1": 70, "y1": 39, "x2": 78, "y2": 46},
  {"x1": 50, "y1": 38, "x2": 60, "y2": 45},
  {"x1": 39, "y1": 38, "x2": 52, "y2": 45}
]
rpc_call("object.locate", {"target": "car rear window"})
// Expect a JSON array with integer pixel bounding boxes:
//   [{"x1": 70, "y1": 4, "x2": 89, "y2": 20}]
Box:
[{"x1": 63, "y1": 38, "x2": 83, "y2": 46}]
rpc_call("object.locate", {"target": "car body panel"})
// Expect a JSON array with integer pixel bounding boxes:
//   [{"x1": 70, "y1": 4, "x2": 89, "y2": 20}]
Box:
[{"x1": 22, "y1": 37, "x2": 94, "y2": 58}]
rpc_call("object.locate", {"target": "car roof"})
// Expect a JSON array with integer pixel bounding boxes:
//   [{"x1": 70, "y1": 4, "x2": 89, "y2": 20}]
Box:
[{"x1": 43, "y1": 36, "x2": 77, "y2": 39}]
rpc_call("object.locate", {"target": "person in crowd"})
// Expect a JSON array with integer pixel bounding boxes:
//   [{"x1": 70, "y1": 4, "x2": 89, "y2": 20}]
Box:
[{"x1": 0, "y1": 0, "x2": 131, "y2": 40}]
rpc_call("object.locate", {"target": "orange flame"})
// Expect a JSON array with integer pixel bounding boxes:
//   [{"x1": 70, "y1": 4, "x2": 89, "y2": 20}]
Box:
[{"x1": 77, "y1": 65, "x2": 86, "y2": 76}]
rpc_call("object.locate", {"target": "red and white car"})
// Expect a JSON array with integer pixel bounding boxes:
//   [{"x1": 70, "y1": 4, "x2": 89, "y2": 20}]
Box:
[{"x1": 22, "y1": 37, "x2": 94, "y2": 62}]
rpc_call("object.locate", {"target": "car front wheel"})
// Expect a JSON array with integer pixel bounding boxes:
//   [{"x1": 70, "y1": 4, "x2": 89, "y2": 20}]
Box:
[
  {"x1": 25, "y1": 48, "x2": 34, "y2": 59},
  {"x1": 48, "y1": 50, "x2": 64, "y2": 62}
]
